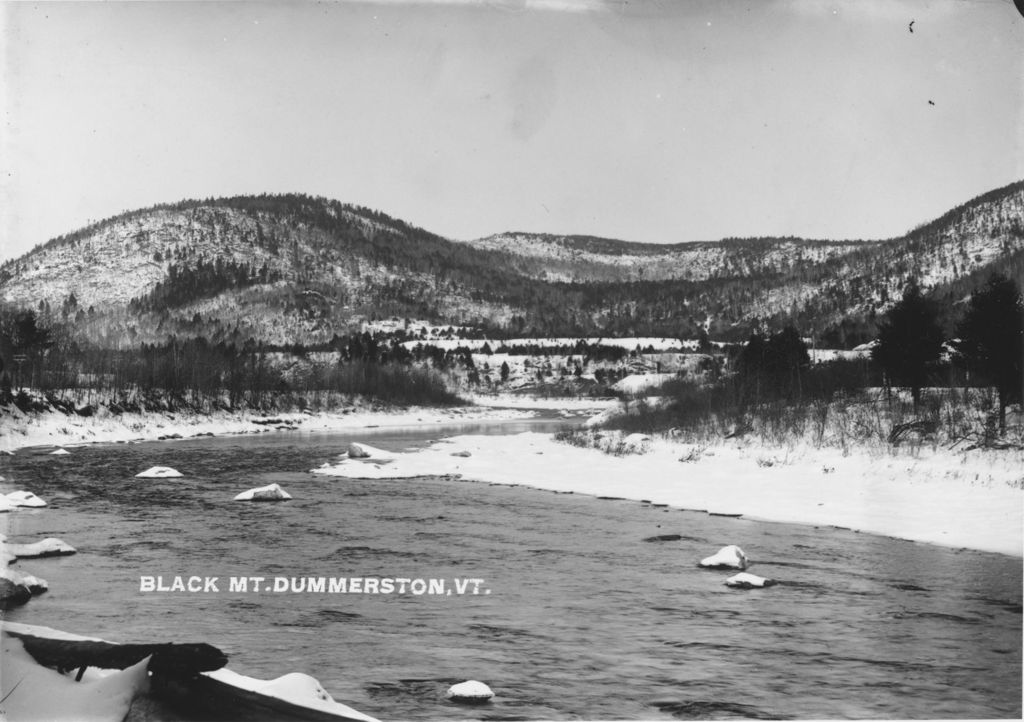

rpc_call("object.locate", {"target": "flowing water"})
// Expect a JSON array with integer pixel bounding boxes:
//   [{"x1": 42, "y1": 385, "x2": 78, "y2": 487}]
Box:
[{"x1": 1, "y1": 423, "x2": 1021, "y2": 720}]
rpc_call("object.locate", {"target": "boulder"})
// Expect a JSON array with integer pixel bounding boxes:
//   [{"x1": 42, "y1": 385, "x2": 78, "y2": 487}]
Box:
[
  {"x1": 445, "y1": 680, "x2": 494, "y2": 703},
  {"x1": 233, "y1": 483, "x2": 293, "y2": 502},
  {"x1": 135, "y1": 466, "x2": 183, "y2": 478},
  {"x1": 2, "y1": 568, "x2": 48, "y2": 594},
  {"x1": 698, "y1": 545, "x2": 748, "y2": 570},
  {"x1": 0, "y1": 578, "x2": 32, "y2": 609},
  {"x1": 725, "y1": 572, "x2": 774, "y2": 589},
  {"x1": 5, "y1": 491, "x2": 47, "y2": 508},
  {"x1": 346, "y1": 442, "x2": 395, "y2": 459}
]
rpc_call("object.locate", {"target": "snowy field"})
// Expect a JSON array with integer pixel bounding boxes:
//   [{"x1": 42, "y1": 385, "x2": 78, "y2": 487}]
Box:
[{"x1": 314, "y1": 431, "x2": 1023, "y2": 558}]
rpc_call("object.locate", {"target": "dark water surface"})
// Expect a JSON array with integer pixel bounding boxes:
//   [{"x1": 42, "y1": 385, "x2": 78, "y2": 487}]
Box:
[{"x1": 1, "y1": 425, "x2": 1021, "y2": 720}]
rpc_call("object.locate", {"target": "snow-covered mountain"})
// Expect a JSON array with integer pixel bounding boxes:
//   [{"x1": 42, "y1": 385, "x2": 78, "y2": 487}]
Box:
[{"x1": 1, "y1": 181, "x2": 1021, "y2": 347}]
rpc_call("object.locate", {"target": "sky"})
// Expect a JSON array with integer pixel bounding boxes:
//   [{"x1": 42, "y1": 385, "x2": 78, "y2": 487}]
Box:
[{"x1": 1, "y1": 0, "x2": 1022, "y2": 262}]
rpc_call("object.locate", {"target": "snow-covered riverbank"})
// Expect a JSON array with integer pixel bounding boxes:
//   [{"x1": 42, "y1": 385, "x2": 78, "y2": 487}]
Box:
[
  {"x1": 315, "y1": 431, "x2": 1024, "y2": 558},
  {"x1": 0, "y1": 398, "x2": 614, "y2": 453}
]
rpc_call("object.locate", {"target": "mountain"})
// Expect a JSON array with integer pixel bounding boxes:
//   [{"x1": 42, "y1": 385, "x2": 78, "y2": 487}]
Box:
[{"x1": 1, "y1": 181, "x2": 1022, "y2": 348}]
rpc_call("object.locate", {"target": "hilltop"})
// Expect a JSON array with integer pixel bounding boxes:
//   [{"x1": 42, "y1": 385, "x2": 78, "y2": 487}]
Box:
[{"x1": 1, "y1": 181, "x2": 1022, "y2": 348}]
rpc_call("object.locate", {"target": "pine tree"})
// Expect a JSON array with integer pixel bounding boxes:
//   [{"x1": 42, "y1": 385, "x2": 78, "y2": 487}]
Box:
[
  {"x1": 872, "y1": 282, "x2": 944, "y2": 410},
  {"x1": 954, "y1": 273, "x2": 1024, "y2": 434}
]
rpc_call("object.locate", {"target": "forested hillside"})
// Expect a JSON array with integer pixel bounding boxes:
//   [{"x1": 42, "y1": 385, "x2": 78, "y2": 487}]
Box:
[{"x1": 1, "y1": 180, "x2": 1021, "y2": 349}]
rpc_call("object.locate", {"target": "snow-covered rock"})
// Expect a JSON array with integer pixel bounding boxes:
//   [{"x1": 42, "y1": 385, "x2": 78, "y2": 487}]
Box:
[
  {"x1": 204, "y1": 668, "x2": 379, "y2": 722},
  {"x1": 0, "y1": 578, "x2": 33, "y2": 608},
  {"x1": 698, "y1": 545, "x2": 748, "y2": 570},
  {"x1": 233, "y1": 483, "x2": 293, "y2": 502},
  {"x1": 346, "y1": 442, "x2": 392, "y2": 459},
  {"x1": 4, "y1": 538, "x2": 77, "y2": 559},
  {"x1": 725, "y1": 572, "x2": 774, "y2": 589},
  {"x1": 135, "y1": 466, "x2": 183, "y2": 478},
  {"x1": 1, "y1": 568, "x2": 48, "y2": 594},
  {"x1": 445, "y1": 680, "x2": 494, "y2": 702},
  {"x1": 5, "y1": 490, "x2": 47, "y2": 508},
  {"x1": 0, "y1": 496, "x2": 15, "y2": 513}
]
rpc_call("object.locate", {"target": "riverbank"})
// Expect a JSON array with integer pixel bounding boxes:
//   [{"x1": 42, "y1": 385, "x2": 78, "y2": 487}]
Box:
[
  {"x1": 314, "y1": 430, "x2": 1024, "y2": 558},
  {"x1": 0, "y1": 395, "x2": 620, "y2": 453}
]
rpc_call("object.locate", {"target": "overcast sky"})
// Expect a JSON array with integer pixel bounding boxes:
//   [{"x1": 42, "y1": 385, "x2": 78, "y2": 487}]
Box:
[{"x1": 1, "y1": 0, "x2": 1021, "y2": 262}]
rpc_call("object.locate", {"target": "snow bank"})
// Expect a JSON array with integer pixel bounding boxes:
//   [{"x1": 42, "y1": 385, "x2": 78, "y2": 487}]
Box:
[
  {"x1": 0, "y1": 636, "x2": 150, "y2": 722},
  {"x1": 612, "y1": 373, "x2": 677, "y2": 394},
  {"x1": 204, "y1": 668, "x2": 379, "y2": 722},
  {"x1": 233, "y1": 483, "x2": 293, "y2": 501},
  {"x1": 313, "y1": 432, "x2": 1023, "y2": 557},
  {"x1": 0, "y1": 402, "x2": 536, "y2": 453}
]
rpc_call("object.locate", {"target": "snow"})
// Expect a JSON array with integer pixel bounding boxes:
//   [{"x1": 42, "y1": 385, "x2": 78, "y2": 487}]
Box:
[
  {"x1": 49, "y1": 448, "x2": 71, "y2": 455},
  {"x1": 233, "y1": 483, "x2": 293, "y2": 501},
  {"x1": 612, "y1": 373, "x2": 677, "y2": 394},
  {"x1": 1, "y1": 567, "x2": 48, "y2": 593},
  {"x1": 0, "y1": 636, "x2": 150, "y2": 722},
  {"x1": 5, "y1": 490, "x2": 48, "y2": 507},
  {"x1": 400, "y1": 337, "x2": 688, "y2": 352},
  {"x1": 699, "y1": 545, "x2": 749, "y2": 570},
  {"x1": 135, "y1": 466, "x2": 183, "y2": 478},
  {"x1": 0, "y1": 403, "x2": 536, "y2": 453},
  {"x1": 204, "y1": 668, "x2": 379, "y2": 722},
  {"x1": 468, "y1": 393, "x2": 617, "y2": 411},
  {"x1": 346, "y1": 442, "x2": 394, "y2": 460},
  {"x1": 725, "y1": 572, "x2": 774, "y2": 588},
  {"x1": 312, "y1": 432, "x2": 1023, "y2": 557},
  {"x1": 3, "y1": 537, "x2": 77, "y2": 559},
  {"x1": 445, "y1": 680, "x2": 494, "y2": 701},
  {"x1": 0, "y1": 622, "x2": 379, "y2": 721}
]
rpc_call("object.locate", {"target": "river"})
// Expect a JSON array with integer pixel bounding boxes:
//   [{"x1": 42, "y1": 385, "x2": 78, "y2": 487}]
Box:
[{"x1": 1, "y1": 422, "x2": 1021, "y2": 720}]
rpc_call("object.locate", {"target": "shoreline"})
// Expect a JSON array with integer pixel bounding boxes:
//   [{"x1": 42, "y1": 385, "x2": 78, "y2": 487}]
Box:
[
  {"x1": 0, "y1": 396, "x2": 618, "y2": 454},
  {"x1": 3, "y1": 398, "x2": 1021, "y2": 558},
  {"x1": 314, "y1": 431, "x2": 1024, "y2": 559}
]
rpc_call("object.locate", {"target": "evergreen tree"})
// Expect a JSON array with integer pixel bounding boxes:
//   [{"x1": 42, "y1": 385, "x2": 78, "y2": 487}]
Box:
[
  {"x1": 954, "y1": 273, "x2": 1024, "y2": 434},
  {"x1": 872, "y1": 282, "x2": 943, "y2": 409}
]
